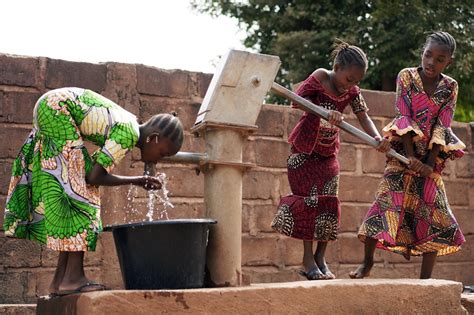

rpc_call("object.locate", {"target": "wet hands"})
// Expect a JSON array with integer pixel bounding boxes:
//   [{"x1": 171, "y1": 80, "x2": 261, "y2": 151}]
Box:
[
  {"x1": 408, "y1": 157, "x2": 433, "y2": 177},
  {"x1": 328, "y1": 110, "x2": 343, "y2": 126},
  {"x1": 137, "y1": 175, "x2": 162, "y2": 190},
  {"x1": 374, "y1": 136, "x2": 391, "y2": 153}
]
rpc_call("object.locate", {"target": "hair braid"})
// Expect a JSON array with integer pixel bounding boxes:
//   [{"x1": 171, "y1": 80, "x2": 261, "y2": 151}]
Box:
[
  {"x1": 331, "y1": 39, "x2": 368, "y2": 70},
  {"x1": 145, "y1": 113, "x2": 184, "y2": 150},
  {"x1": 425, "y1": 31, "x2": 456, "y2": 56}
]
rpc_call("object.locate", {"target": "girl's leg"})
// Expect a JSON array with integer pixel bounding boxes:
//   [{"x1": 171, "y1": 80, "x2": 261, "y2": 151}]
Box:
[
  {"x1": 420, "y1": 251, "x2": 437, "y2": 279},
  {"x1": 314, "y1": 241, "x2": 335, "y2": 279},
  {"x1": 301, "y1": 241, "x2": 326, "y2": 280},
  {"x1": 349, "y1": 237, "x2": 377, "y2": 278},
  {"x1": 58, "y1": 251, "x2": 88, "y2": 291},
  {"x1": 49, "y1": 251, "x2": 68, "y2": 294}
]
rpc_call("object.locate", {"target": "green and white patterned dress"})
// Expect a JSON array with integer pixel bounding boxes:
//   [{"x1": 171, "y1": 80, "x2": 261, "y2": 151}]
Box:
[{"x1": 3, "y1": 88, "x2": 139, "y2": 251}]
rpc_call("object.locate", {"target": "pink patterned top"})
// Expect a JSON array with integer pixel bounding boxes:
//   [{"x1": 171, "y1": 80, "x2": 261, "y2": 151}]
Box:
[
  {"x1": 383, "y1": 67, "x2": 465, "y2": 171},
  {"x1": 288, "y1": 74, "x2": 368, "y2": 156}
]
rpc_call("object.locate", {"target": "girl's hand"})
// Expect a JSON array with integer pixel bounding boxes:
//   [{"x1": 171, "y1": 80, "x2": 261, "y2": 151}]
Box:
[
  {"x1": 374, "y1": 136, "x2": 391, "y2": 153},
  {"x1": 408, "y1": 157, "x2": 424, "y2": 173},
  {"x1": 328, "y1": 110, "x2": 343, "y2": 126},
  {"x1": 419, "y1": 164, "x2": 434, "y2": 177},
  {"x1": 135, "y1": 175, "x2": 162, "y2": 190}
]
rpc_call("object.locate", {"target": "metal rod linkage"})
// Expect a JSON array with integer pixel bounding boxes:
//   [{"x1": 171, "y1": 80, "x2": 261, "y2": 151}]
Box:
[
  {"x1": 161, "y1": 151, "x2": 208, "y2": 165},
  {"x1": 270, "y1": 82, "x2": 410, "y2": 165}
]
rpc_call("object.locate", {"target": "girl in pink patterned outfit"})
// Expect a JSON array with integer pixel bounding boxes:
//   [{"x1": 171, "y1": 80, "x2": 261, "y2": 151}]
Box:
[{"x1": 351, "y1": 31, "x2": 466, "y2": 279}]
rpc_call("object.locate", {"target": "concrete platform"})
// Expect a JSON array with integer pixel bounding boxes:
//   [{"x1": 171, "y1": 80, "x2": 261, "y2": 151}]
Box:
[
  {"x1": 462, "y1": 294, "x2": 474, "y2": 314},
  {"x1": 0, "y1": 304, "x2": 36, "y2": 315},
  {"x1": 37, "y1": 279, "x2": 467, "y2": 315}
]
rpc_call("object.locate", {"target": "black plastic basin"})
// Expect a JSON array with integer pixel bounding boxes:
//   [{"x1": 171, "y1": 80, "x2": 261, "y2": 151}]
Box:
[{"x1": 104, "y1": 219, "x2": 217, "y2": 290}]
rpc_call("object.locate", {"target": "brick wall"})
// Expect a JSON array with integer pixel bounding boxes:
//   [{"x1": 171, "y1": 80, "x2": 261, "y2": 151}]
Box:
[{"x1": 0, "y1": 53, "x2": 472, "y2": 303}]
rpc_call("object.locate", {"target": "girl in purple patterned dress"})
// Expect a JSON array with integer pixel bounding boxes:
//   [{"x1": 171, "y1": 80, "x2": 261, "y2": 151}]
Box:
[
  {"x1": 350, "y1": 32, "x2": 466, "y2": 279},
  {"x1": 272, "y1": 41, "x2": 390, "y2": 280}
]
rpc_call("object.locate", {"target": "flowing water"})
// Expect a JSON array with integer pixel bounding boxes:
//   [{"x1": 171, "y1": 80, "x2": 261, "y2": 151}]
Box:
[{"x1": 146, "y1": 172, "x2": 174, "y2": 221}]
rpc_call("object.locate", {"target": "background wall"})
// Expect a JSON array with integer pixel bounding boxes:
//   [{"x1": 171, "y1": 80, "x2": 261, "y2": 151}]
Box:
[{"x1": 0, "y1": 54, "x2": 472, "y2": 303}]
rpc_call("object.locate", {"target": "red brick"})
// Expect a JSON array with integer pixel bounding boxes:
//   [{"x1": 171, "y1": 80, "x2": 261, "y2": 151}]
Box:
[
  {"x1": 139, "y1": 95, "x2": 200, "y2": 131},
  {"x1": 0, "y1": 195, "x2": 6, "y2": 229},
  {"x1": 336, "y1": 233, "x2": 383, "y2": 264},
  {"x1": 0, "y1": 237, "x2": 41, "y2": 268},
  {"x1": 246, "y1": 203, "x2": 278, "y2": 234},
  {"x1": 0, "y1": 160, "x2": 13, "y2": 195},
  {"x1": 137, "y1": 66, "x2": 191, "y2": 98},
  {"x1": 242, "y1": 266, "x2": 301, "y2": 284},
  {"x1": 0, "y1": 54, "x2": 39, "y2": 87},
  {"x1": 340, "y1": 117, "x2": 385, "y2": 145},
  {"x1": 254, "y1": 138, "x2": 289, "y2": 168},
  {"x1": 451, "y1": 122, "x2": 470, "y2": 151},
  {"x1": 338, "y1": 144, "x2": 357, "y2": 172},
  {"x1": 432, "y1": 262, "x2": 474, "y2": 283},
  {"x1": 0, "y1": 91, "x2": 41, "y2": 124},
  {"x1": 381, "y1": 249, "x2": 423, "y2": 264},
  {"x1": 242, "y1": 204, "x2": 250, "y2": 233},
  {"x1": 243, "y1": 139, "x2": 256, "y2": 165},
  {"x1": 45, "y1": 58, "x2": 106, "y2": 91},
  {"x1": 286, "y1": 109, "x2": 303, "y2": 138},
  {"x1": 255, "y1": 105, "x2": 286, "y2": 137},
  {"x1": 360, "y1": 89, "x2": 396, "y2": 118},
  {"x1": 339, "y1": 175, "x2": 381, "y2": 203},
  {"x1": 197, "y1": 72, "x2": 213, "y2": 98},
  {"x1": 278, "y1": 172, "x2": 291, "y2": 198},
  {"x1": 102, "y1": 62, "x2": 140, "y2": 116},
  {"x1": 340, "y1": 203, "x2": 369, "y2": 233},
  {"x1": 454, "y1": 207, "x2": 474, "y2": 234},
  {"x1": 455, "y1": 153, "x2": 473, "y2": 178},
  {"x1": 361, "y1": 147, "x2": 388, "y2": 173},
  {"x1": 242, "y1": 234, "x2": 281, "y2": 266},
  {"x1": 278, "y1": 236, "x2": 302, "y2": 266},
  {"x1": 97, "y1": 233, "x2": 124, "y2": 289},
  {"x1": 0, "y1": 270, "x2": 28, "y2": 303},
  {"x1": 243, "y1": 171, "x2": 277, "y2": 200},
  {"x1": 336, "y1": 263, "x2": 418, "y2": 279},
  {"x1": 25, "y1": 269, "x2": 52, "y2": 301},
  {"x1": 0, "y1": 125, "x2": 32, "y2": 158},
  {"x1": 444, "y1": 179, "x2": 470, "y2": 206}
]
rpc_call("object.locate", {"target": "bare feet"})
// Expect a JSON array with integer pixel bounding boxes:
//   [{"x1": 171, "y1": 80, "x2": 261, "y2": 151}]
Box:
[
  {"x1": 301, "y1": 257, "x2": 327, "y2": 280},
  {"x1": 317, "y1": 262, "x2": 336, "y2": 279},
  {"x1": 349, "y1": 260, "x2": 374, "y2": 279}
]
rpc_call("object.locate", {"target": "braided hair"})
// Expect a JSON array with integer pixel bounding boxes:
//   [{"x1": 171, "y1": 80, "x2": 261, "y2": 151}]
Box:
[
  {"x1": 331, "y1": 39, "x2": 368, "y2": 71},
  {"x1": 425, "y1": 31, "x2": 456, "y2": 56},
  {"x1": 143, "y1": 112, "x2": 184, "y2": 150}
]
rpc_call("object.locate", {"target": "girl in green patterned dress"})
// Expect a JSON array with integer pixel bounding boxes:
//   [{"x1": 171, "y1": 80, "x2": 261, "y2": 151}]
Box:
[{"x1": 3, "y1": 87, "x2": 184, "y2": 295}]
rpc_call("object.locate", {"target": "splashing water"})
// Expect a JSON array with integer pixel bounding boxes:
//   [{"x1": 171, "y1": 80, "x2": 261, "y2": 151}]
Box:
[
  {"x1": 146, "y1": 172, "x2": 174, "y2": 221},
  {"x1": 125, "y1": 185, "x2": 139, "y2": 223}
]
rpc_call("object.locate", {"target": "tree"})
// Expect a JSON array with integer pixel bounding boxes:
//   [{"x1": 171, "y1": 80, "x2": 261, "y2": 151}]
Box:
[{"x1": 192, "y1": 0, "x2": 473, "y2": 121}]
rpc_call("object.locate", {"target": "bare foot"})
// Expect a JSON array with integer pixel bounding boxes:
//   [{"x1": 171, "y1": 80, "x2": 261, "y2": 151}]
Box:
[
  {"x1": 301, "y1": 257, "x2": 327, "y2": 280},
  {"x1": 349, "y1": 261, "x2": 373, "y2": 279},
  {"x1": 318, "y1": 263, "x2": 336, "y2": 279}
]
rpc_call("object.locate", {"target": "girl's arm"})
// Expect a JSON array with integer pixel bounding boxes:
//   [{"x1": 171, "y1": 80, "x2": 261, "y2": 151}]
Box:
[
  {"x1": 86, "y1": 163, "x2": 162, "y2": 190},
  {"x1": 401, "y1": 133, "x2": 425, "y2": 173},
  {"x1": 355, "y1": 111, "x2": 390, "y2": 152}
]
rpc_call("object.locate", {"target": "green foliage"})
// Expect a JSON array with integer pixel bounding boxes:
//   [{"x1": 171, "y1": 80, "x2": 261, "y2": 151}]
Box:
[{"x1": 192, "y1": 0, "x2": 473, "y2": 122}]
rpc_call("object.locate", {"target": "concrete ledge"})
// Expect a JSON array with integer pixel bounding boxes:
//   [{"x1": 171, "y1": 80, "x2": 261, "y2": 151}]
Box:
[
  {"x1": 0, "y1": 304, "x2": 36, "y2": 314},
  {"x1": 37, "y1": 279, "x2": 467, "y2": 315},
  {"x1": 462, "y1": 294, "x2": 474, "y2": 314}
]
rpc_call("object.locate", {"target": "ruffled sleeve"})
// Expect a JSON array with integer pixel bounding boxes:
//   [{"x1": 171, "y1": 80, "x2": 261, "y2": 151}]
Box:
[
  {"x1": 428, "y1": 80, "x2": 466, "y2": 154},
  {"x1": 382, "y1": 69, "x2": 424, "y2": 141}
]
